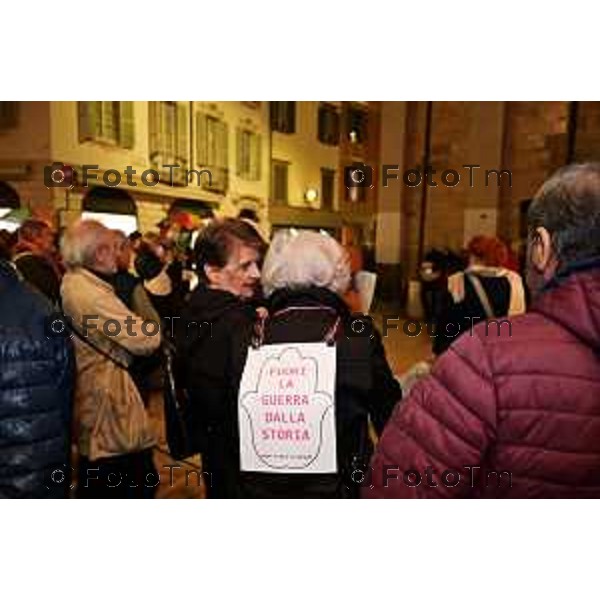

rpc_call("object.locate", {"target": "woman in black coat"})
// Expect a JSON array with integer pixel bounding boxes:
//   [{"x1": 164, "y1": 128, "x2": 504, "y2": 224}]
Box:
[
  {"x1": 245, "y1": 230, "x2": 402, "y2": 498},
  {"x1": 178, "y1": 219, "x2": 267, "y2": 498},
  {"x1": 180, "y1": 225, "x2": 401, "y2": 498}
]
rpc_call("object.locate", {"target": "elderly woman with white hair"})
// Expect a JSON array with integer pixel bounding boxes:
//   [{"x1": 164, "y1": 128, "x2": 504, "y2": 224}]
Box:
[
  {"x1": 60, "y1": 219, "x2": 161, "y2": 498},
  {"x1": 235, "y1": 229, "x2": 402, "y2": 498}
]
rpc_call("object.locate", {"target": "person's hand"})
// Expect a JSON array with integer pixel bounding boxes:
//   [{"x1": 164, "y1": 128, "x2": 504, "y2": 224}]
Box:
[{"x1": 135, "y1": 249, "x2": 163, "y2": 281}]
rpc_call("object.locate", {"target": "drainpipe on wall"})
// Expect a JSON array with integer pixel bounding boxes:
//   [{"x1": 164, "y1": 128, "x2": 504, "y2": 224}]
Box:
[
  {"x1": 566, "y1": 101, "x2": 579, "y2": 165},
  {"x1": 416, "y1": 100, "x2": 433, "y2": 272}
]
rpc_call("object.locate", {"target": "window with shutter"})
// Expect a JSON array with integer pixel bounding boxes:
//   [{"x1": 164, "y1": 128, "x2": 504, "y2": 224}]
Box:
[
  {"x1": 147, "y1": 102, "x2": 190, "y2": 184},
  {"x1": 252, "y1": 133, "x2": 262, "y2": 180},
  {"x1": 196, "y1": 113, "x2": 228, "y2": 192},
  {"x1": 175, "y1": 102, "x2": 189, "y2": 175},
  {"x1": 148, "y1": 102, "x2": 161, "y2": 164},
  {"x1": 270, "y1": 102, "x2": 296, "y2": 133},
  {"x1": 101, "y1": 101, "x2": 118, "y2": 142},
  {"x1": 318, "y1": 103, "x2": 340, "y2": 146},
  {"x1": 119, "y1": 101, "x2": 135, "y2": 149},
  {"x1": 79, "y1": 101, "x2": 101, "y2": 142},
  {"x1": 347, "y1": 105, "x2": 368, "y2": 144},
  {"x1": 0, "y1": 102, "x2": 19, "y2": 131},
  {"x1": 271, "y1": 161, "x2": 289, "y2": 204},
  {"x1": 164, "y1": 102, "x2": 176, "y2": 164},
  {"x1": 79, "y1": 101, "x2": 134, "y2": 148},
  {"x1": 321, "y1": 168, "x2": 336, "y2": 210},
  {"x1": 237, "y1": 129, "x2": 262, "y2": 181}
]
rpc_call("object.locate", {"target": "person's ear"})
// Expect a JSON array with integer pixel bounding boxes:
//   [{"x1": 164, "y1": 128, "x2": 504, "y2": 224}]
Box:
[
  {"x1": 530, "y1": 227, "x2": 555, "y2": 272},
  {"x1": 204, "y1": 263, "x2": 221, "y2": 286}
]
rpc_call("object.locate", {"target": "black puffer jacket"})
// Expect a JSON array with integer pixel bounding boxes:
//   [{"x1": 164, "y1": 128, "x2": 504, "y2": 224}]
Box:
[{"x1": 0, "y1": 260, "x2": 74, "y2": 498}]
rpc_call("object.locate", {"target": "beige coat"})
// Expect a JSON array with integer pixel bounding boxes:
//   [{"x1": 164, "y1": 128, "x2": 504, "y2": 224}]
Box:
[{"x1": 61, "y1": 268, "x2": 161, "y2": 460}]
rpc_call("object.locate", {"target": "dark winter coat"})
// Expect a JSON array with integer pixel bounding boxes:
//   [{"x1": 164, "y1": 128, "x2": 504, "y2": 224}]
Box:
[
  {"x1": 0, "y1": 260, "x2": 74, "y2": 498},
  {"x1": 179, "y1": 284, "x2": 402, "y2": 498}
]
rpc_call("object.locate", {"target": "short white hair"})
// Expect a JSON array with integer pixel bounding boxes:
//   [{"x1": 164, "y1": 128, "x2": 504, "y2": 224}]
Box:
[
  {"x1": 60, "y1": 219, "x2": 112, "y2": 269},
  {"x1": 262, "y1": 230, "x2": 351, "y2": 297}
]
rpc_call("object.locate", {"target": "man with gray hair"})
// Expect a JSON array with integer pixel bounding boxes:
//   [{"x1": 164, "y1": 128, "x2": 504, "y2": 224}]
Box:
[
  {"x1": 60, "y1": 219, "x2": 161, "y2": 498},
  {"x1": 365, "y1": 163, "x2": 600, "y2": 499}
]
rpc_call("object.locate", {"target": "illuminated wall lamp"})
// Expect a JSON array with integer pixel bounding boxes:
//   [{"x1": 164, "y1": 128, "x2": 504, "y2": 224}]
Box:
[{"x1": 304, "y1": 188, "x2": 319, "y2": 206}]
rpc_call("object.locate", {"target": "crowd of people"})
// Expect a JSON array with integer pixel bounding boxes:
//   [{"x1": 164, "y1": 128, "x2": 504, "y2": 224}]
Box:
[{"x1": 0, "y1": 162, "x2": 599, "y2": 498}]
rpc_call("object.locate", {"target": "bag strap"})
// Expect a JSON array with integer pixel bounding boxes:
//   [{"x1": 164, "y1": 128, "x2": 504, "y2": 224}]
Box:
[
  {"x1": 67, "y1": 318, "x2": 131, "y2": 371},
  {"x1": 466, "y1": 273, "x2": 496, "y2": 319}
]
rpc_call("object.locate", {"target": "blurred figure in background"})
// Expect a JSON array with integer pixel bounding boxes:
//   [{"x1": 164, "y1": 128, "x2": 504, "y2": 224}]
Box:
[
  {"x1": 134, "y1": 234, "x2": 184, "y2": 323},
  {"x1": 112, "y1": 230, "x2": 161, "y2": 322},
  {"x1": 341, "y1": 226, "x2": 365, "y2": 314},
  {"x1": 432, "y1": 235, "x2": 526, "y2": 355},
  {"x1": 419, "y1": 247, "x2": 466, "y2": 324},
  {"x1": 0, "y1": 230, "x2": 15, "y2": 261},
  {"x1": 13, "y1": 219, "x2": 62, "y2": 305},
  {"x1": 111, "y1": 230, "x2": 163, "y2": 403}
]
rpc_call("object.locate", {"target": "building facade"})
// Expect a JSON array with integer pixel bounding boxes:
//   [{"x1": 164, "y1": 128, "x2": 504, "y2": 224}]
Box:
[
  {"x1": 2, "y1": 100, "x2": 599, "y2": 307},
  {"x1": 0, "y1": 101, "x2": 380, "y2": 244}
]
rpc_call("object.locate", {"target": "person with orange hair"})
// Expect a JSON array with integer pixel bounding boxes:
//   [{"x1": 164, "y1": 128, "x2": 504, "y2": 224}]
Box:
[{"x1": 432, "y1": 235, "x2": 526, "y2": 355}]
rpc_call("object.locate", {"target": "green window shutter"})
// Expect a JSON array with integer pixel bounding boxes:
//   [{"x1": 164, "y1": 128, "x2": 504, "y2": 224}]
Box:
[
  {"x1": 119, "y1": 101, "x2": 135, "y2": 149},
  {"x1": 78, "y1": 101, "x2": 101, "y2": 142},
  {"x1": 176, "y1": 102, "x2": 189, "y2": 168},
  {"x1": 253, "y1": 133, "x2": 262, "y2": 181},
  {"x1": 101, "y1": 101, "x2": 116, "y2": 141},
  {"x1": 220, "y1": 121, "x2": 229, "y2": 192},
  {"x1": 196, "y1": 112, "x2": 207, "y2": 166},
  {"x1": 148, "y1": 102, "x2": 160, "y2": 160},
  {"x1": 236, "y1": 127, "x2": 243, "y2": 177},
  {"x1": 219, "y1": 121, "x2": 229, "y2": 170}
]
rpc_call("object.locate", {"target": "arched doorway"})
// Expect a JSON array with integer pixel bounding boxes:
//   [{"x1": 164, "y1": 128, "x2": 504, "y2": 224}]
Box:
[
  {"x1": 82, "y1": 186, "x2": 138, "y2": 234},
  {"x1": 0, "y1": 181, "x2": 23, "y2": 232}
]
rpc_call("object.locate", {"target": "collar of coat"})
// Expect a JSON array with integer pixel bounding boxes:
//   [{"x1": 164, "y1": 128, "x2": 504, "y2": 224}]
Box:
[
  {"x1": 69, "y1": 267, "x2": 115, "y2": 292},
  {"x1": 543, "y1": 255, "x2": 600, "y2": 292},
  {"x1": 267, "y1": 286, "x2": 351, "y2": 318}
]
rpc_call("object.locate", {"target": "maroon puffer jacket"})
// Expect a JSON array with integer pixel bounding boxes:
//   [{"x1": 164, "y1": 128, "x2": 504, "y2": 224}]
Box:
[{"x1": 364, "y1": 262, "x2": 600, "y2": 498}]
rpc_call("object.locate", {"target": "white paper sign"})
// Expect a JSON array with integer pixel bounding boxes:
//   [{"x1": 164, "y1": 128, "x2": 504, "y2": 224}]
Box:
[{"x1": 238, "y1": 343, "x2": 337, "y2": 474}]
